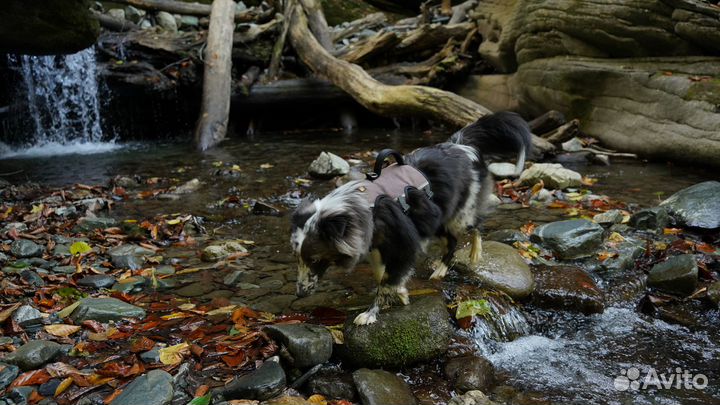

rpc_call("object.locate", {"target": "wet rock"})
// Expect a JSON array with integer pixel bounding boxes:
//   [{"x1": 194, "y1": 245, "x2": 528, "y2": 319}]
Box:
[
  {"x1": 109, "y1": 244, "x2": 153, "y2": 270},
  {"x1": 12, "y1": 305, "x2": 43, "y2": 329},
  {"x1": 531, "y1": 265, "x2": 605, "y2": 314},
  {"x1": 140, "y1": 347, "x2": 160, "y2": 363},
  {"x1": 458, "y1": 289, "x2": 530, "y2": 341},
  {"x1": 7, "y1": 386, "x2": 34, "y2": 404},
  {"x1": 531, "y1": 219, "x2": 604, "y2": 259},
  {"x1": 26, "y1": 257, "x2": 53, "y2": 269},
  {"x1": 561, "y1": 137, "x2": 584, "y2": 152},
  {"x1": 3, "y1": 340, "x2": 63, "y2": 371},
  {"x1": 251, "y1": 295, "x2": 296, "y2": 314},
  {"x1": 78, "y1": 274, "x2": 116, "y2": 289},
  {"x1": 597, "y1": 236, "x2": 645, "y2": 272},
  {"x1": 38, "y1": 378, "x2": 61, "y2": 396},
  {"x1": 263, "y1": 324, "x2": 333, "y2": 368},
  {"x1": 223, "y1": 270, "x2": 246, "y2": 286},
  {"x1": 306, "y1": 371, "x2": 357, "y2": 401},
  {"x1": 111, "y1": 369, "x2": 174, "y2": 405},
  {"x1": 107, "y1": 8, "x2": 125, "y2": 21},
  {"x1": 175, "y1": 281, "x2": 214, "y2": 297},
  {"x1": 55, "y1": 205, "x2": 78, "y2": 217},
  {"x1": 445, "y1": 355, "x2": 495, "y2": 393},
  {"x1": 659, "y1": 181, "x2": 720, "y2": 229},
  {"x1": 449, "y1": 390, "x2": 499, "y2": 405},
  {"x1": 179, "y1": 15, "x2": 199, "y2": 28},
  {"x1": 111, "y1": 276, "x2": 148, "y2": 294},
  {"x1": 124, "y1": 6, "x2": 145, "y2": 23},
  {"x1": 454, "y1": 241, "x2": 534, "y2": 299},
  {"x1": 593, "y1": 209, "x2": 624, "y2": 226},
  {"x1": 252, "y1": 201, "x2": 281, "y2": 216},
  {"x1": 10, "y1": 240, "x2": 42, "y2": 258},
  {"x1": 342, "y1": 296, "x2": 452, "y2": 368},
  {"x1": 201, "y1": 240, "x2": 248, "y2": 262},
  {"x1": 174, "y1": 178, "x2": 200, "y2": 194},
  {"x1": 216, "y1": 360, "x2": 286, "y2": 401},
  {"x1": 352, "y1": 369, "x2": 417, "y2": 405},
  {"x1": 308, "y1": 152, "x2": 350, "y2": 179},
  {"x1": 74, "y1": 216, "x2": 118, "y2": 232},
  {"x1": 70, "y1": 298, "x2": 146, "y2": 322},
  {"x1": 0, "y1": 253, "x2": 7, "y2": 264},
  {"x1": 519, "y1": 163, "x2": 582, "y2": 189},
  {"x1": 706, "y1": 282, "x2": 720, "y2": 306},
  {"x1": 0, "y1": 363, "x2": 19, "y2": 391},
  {"x1": 629, "y1": 207, "x2": 670, "y2": 231},
  {"x1": 291, "y1": 291, "x2": 347, "y2": 312},
  {"x1": 488, "y1": 162, "x2": 518, "y2": 178},
  {"x1": 52, "y1": 265, "x2": 76, "y2": 274},
  {"x1": 2, "y1": 222, "x2": 27, "y2": 234},
  {"x1": 21, "y1": 270, "x2": 44, "y2": 287},
  {"x1": 647, "y1": 254, "x2": 698, "y2": 296},
  {"x1": 156, "y1": 11, "x2": 178, "y2": 32}
]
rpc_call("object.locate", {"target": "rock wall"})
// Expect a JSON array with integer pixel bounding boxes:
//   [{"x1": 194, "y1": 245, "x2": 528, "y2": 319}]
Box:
[{"x1": 464, "y1": 0, "x2": 720, "y2": 165}]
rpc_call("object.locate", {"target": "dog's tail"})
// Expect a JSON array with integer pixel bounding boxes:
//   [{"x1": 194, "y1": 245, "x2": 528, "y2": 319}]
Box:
[{"x1": 449, "y1": 111, "x2": 532, "y2": 175}]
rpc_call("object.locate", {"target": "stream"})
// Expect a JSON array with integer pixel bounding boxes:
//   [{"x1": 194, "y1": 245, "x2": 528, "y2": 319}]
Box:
[{"x1": 0, "y1": 129, "x2": 717, "y2": 405}]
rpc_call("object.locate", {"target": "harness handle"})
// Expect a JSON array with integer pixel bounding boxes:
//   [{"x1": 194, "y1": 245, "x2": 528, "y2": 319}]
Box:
[{"x1": 367, "y1": 149, "x2": 404, "y2": 180}]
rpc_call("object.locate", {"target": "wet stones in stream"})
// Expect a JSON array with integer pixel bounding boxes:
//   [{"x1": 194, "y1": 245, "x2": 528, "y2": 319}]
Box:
[
  {"x1": 263, "y1": 324, "x2": 333, "y2": 368},
  {"x1": 2, "y1": 340, "x2": 64, "y2": 371},
  {"x1": 659, "y1": 181, "x2": 720, "y2": 230},
  {"x1": 445, "y1": 355, "x2": 496, "y2": 393},
  {"x1": 10, "y1": 239, "x2": 43, "y2": 258},
  {"x1": 449, "y1": 390, "x2": 500, "y2": 405},
  {"x1": 73, "y1": 216, "x2": 118, "y2": 232},
  {"x1": 0, "y1": 363, "x2": 19, "y2": 391},
  {"x1": 305, "y1": 368, "x2": 358, "y2": 401},
  {"x1": 519, "y1": 163, "x2": 582, "y2": 189},
  {"x1": 110, "y1": 369, "x2": 174, "y2": 405},
  {"x1": 69, "y1": 297, "x2": 146, "y2": 322},
  {"x1": 707, "y1": 281, "x2": 720, "y2": 306},
  {"x1": 202, "y1": 240, "x2": 248, "y2": 262},
  {"x1": 78, "y1": 274, "x2": 116, "y2": 289},
  {"x1": 531, "y1": 219, "x2": 604, "y2": 259},
  {"x1": 11, "y1": 305, "x2": 43, "y2": 329},
  {"x1": 341, "y1": 295, "x2": 452, "y2": 368},
  {"x1": 531, "y1": 265, "x2": 605, "y2": 314},
  {"x1": 453, "y1": 241, "x2": 534, "y2": 299},
  {"x1": 629, "y1": 207, "x2": 670, "y2": 232},
  {"x1": 647, "y1": 254, "x2": 698, "y2": 296},
  {"x1": 352, "y1": 369, "x2": 417, "y2": 405},
  {"x1": 308, "y1": 152, "x2": 350, "y2": 179},
  {"x1": 215, "y1": 360, "x2": 286, "y2": 401},
  {"x1": 108, "y1": 244, "x2": 154, "y2": 270}
]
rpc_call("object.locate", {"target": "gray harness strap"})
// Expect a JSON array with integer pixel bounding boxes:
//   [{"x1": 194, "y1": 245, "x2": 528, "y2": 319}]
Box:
[{"x1": 356, "y1": 163, "x2": 432, "y2": 211}]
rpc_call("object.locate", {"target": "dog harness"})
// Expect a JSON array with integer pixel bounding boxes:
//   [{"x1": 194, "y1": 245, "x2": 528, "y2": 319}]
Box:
[{"x1": 357, "y1": 149, "x2": 433, "y2": 211}]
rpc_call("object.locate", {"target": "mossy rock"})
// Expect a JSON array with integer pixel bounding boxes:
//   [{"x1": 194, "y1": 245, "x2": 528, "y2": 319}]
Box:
[
  {"x1": 341, "y1": 295, "x2": 452, "y2": 368},
  {"x1": 0, "y1": 0, "x2": 99, "y2": 55}
]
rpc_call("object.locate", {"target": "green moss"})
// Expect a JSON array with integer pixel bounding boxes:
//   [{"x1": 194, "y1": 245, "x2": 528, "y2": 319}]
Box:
[{"x1": 321, "y1": 0, "x2": 381, "y2": 26}]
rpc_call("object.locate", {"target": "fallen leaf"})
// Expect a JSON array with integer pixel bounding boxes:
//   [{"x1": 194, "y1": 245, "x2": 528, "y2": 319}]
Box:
[
  {"x1": 189, "y1": 394, "x2": 212, "y2": 405},
  {"x1": 455, "y1": 299, "x2": 491, "y2": 320},
  {"x1": 57, "y1": 301, "x2": 81, "y2": 318},
  {"x1": 55, "y1": 377, "x2": 73, "y2": 397},
  {"x1": 11, "y1": 369, "x2": 51, "y2": 387},
  {"x1": 159, "y1": 342, "x2": 190, "y2": 365},
  {"x1": 607, "y1": 232, "x2": 626, "y2": 243},
  {"x1": 44, "y1": 324, "x2": 81, "y2": 337},
  {"x1": 0, "y1": 302, "x2": 22, "y2": 323},
  {"x1": 70, "y1": 241, "x2": 92, "y2": 256},
  {"x1": 222, "y1": 352, "x2": 246, "y2": 367},
  {"x1": 309, "y1": 394, "x2": 328, "y2": 404}
]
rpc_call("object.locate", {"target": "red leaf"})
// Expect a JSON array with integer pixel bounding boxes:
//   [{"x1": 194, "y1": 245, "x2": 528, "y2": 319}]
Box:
[
  {"x1": 11, "y1": 369, "x2": 51, "y2": 387},
  {"x1": 221, "y1": 352, "x2": 246, "y2": 367},
  {"x1": 129, "y1": 337, "x2": 156, "y2": 353}
]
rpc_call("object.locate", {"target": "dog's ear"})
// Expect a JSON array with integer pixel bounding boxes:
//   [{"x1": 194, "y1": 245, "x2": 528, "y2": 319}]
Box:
[{"x1": 319, "y1": 215, "x2": 349, "y2": 241}]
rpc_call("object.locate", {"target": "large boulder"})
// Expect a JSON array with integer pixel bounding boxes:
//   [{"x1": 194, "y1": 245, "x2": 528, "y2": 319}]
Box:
[
  {"x1": 110, "y1": 370, "x2": 173, "y2": 405},
  {"x1": 659, "y1": 181, "x2": 720, "y2": 230},
  {"x1": 342, "y1": 296, "x2": 452, "y2": 368},
  {"x1": 263, "y1": 324, "x2": 333, "y2": 368},
  {"x1": 453, "y1": 241, "x2": 534, "y2": 299},
  {"x1": 531, "y1": 219, "x2": 604, "y2": 259},
  {"x1": 0, "y1": 0, "x2": 99, "y2": 55}
]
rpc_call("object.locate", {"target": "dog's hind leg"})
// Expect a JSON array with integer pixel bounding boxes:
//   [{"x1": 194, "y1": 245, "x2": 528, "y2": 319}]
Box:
[
  {"x1": 470, "y1": 228, "x2": 483, "y2": 265},
  {"x1": 430, "y1": 228, "x2": 457, "y2": 280}
]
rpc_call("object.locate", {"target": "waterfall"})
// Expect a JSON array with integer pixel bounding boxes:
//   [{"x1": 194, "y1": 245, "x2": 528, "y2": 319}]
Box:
[{"x1": 3, "y1": 47, "x2": 119, "y2": 157}]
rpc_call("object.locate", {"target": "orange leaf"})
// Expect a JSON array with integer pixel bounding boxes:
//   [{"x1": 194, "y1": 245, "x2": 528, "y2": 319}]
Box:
[
  {"x1": 103, "y1": 389, "x2": 123, "y2": 404},
  {"x1": 222, "y1": 352, "x2": 246, "y2": 368},
  {"x1": 130, "y1": 337, "x2": 156, "y2": 353},
  {"x1": 663, "y1": 228, "x2": 683, "y2": 235},
  {"x1": 696, "y1": 243, "x2": 716, "y2": 254},
  {"x1": 44, "y1": 324, "x2": 81, "y2": 337},
  {"x1": 11, "y1": 369, "x2": 51, "y2": 387},
  {"x1": 194, "y1": 385, "x2": 209, "y2": 397}
]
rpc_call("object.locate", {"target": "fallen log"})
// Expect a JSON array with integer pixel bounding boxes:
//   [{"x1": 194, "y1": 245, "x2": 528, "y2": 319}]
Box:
[
  {"x1": 91, "y1": 10, "x2": 138, "y2": 32},
  {"x1": 112, "y1": 0, "x2": 271, "y2": 22},
  {"x1": 339, "y1": 31, "x2": 400, "y2": 65},
  {"x1": 194, "y1": 0, "x2": 236, "y2": 151},
  {"x1": 528, "y1": 110, "x2": 566, "y2": 134},
  {"x1": 332, "y1": 12, "x2": 387, "y2": 43},
  {"x1": 540, "y1": 119, "x2": 579, "y2": 144},
  {"x1": 299, "y1": 0, "x2": 333, "y2": 50},
  {"x1": 233, "y1": 78, "x2": 352, "y2": 105},
  {"x1": 289, "y1": 0, "x2": 554, "y2": 154}
]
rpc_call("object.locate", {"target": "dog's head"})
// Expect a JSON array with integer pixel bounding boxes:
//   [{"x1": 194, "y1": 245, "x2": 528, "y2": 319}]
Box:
[{"x1": 290, "y1": 183, "x2": 373, "y2": 297}]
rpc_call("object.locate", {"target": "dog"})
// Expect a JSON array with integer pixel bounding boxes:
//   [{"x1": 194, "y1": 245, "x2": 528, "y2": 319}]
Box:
[{"x1": 290, "y1": 112, "x2": 532, "y2": 325}]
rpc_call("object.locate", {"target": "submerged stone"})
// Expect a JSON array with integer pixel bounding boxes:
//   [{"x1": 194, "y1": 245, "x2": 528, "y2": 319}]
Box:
[
  {"x1": 532, "y1": 265, "x2": 605, "y2": 314},
  {"x1": 109, "y1": 244, "x2": 153, "y2": 270},
  {"x1": 201, "y1": 240, "x2": 248, "y2": 262}
]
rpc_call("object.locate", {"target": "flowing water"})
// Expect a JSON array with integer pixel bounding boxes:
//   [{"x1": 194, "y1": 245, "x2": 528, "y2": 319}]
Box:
[
  {"x1": 3, "y1": 47, "x2": 119, "y2": 157},
  {"x1": 0, "y1": 129, "x2": 717, "y2": 404}
]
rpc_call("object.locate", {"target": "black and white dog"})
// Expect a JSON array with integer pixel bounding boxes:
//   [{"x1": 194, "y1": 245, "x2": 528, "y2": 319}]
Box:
[{"x1": 290, "y1": 112, "x2": 532, "y2": 325}]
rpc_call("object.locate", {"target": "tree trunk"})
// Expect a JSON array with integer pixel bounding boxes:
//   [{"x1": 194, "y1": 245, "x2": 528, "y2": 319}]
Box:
[
  {"x1": 194, "y1": 0, "x2": 236, "y2": 151},
  {"x1": 112, "y1": 0, "x2": 267, "y2": 22}
]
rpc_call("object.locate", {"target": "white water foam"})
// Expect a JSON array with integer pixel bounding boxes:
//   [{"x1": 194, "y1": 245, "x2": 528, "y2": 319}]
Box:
[{"x1": 0, "y1": 141, "x2": 122, "y2": 159}]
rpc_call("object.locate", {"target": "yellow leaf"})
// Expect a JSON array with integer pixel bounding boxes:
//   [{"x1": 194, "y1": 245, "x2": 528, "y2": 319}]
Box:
[
  {"x1": 260, "y1": 163, "x2": 274, "y2": 169},
  {"x1": 160, "y1": 312, "x2": 193, "y2": 320},
  {"x1": 212, "y1": 161, "x2": 223, "y2": 167},
  {"x1": 55, "y1": 377, "x2": 73, "y2": 397},
  {"x1": 159, "y1": 343, "x2": 190, "y2": 365},
  {"x1": 231, "y1": 164, "x2": 241, "y2": 171},
  {"x1": 607, "y1": 232, "x2": 625, "y2": 243},
  {"x1": 166, "y1": 218, "x2": 181, "y2": 225},
  {"x1": 44, "y1": 324, "x2": 81, "y2": 337},
  {"x1": 57, "y1": 301, "x2": 81, "y2": 319},
  {"x1": 178, "y1": 303, "x2": 196, "y2": 311},
  {"x1": 329, "y1": 329, "x2": 344, "y2": 345},
  {"x1": 206, "y1": 305, "x2": 237, "y2": 317},
  {"x1": 31, "y1": 204, "x2": 45, "y2": 214},
  {"x1": 308, "y1": 394, "x2": 327, "y2": 404},
  {"x1": 70, "y1": 241, "x2": 92, "y2": 256},
  {"x1": 124, "y1": 219, "x2": 137, "y2": 223}
]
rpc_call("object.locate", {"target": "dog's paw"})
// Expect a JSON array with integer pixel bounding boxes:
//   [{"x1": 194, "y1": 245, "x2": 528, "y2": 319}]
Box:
[
  {"x1": 429, "y1": 260, "x2": 448, "y2": 280},
  {"x1": 353, "y1": 311, "x2": 378, "y2": 325},
  {"x1": 397, "y1": 287, "x2": 410, "y2": 305}
]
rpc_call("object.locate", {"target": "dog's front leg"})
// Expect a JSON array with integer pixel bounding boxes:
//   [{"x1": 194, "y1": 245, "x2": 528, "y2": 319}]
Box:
[
  {"x1": 354, "y1": 249, "x2": 386, "y2": 325},
  {"x1": 355, "y1": 249, "x2": 411, "y2": 325}
]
